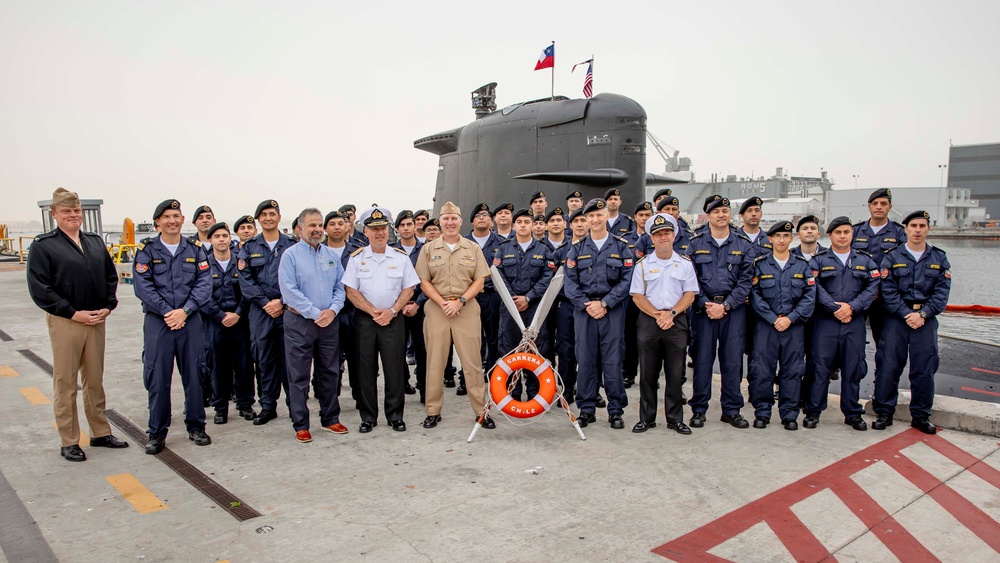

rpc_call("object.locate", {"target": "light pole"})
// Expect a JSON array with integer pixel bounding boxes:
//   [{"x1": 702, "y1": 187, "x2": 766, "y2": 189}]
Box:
[
  {"x1": 938, "y1": 164, "x2": 947, "y2": 188},
  {"x1": 853, "y1": 174, "x2": 859, "y2": 189}
]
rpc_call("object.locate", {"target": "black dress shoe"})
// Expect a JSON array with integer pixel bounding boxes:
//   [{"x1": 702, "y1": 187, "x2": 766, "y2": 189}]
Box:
[
  {"x1": 830, "y1": 368, "x2": 841, "y2": 381},
  {"x1": 444, "y1": 378, "x2": 456, "y2": 389},
  {"x1": 609, "y1": 414, "x2": 625, "y2": 429},
  {"x1": 253, "y1": 409, "x2": 277, "y2": 426},
  {"x1": 90, "y1": 435, "x2": 129, "y2": 448},
  {"x1": 577, "y1": 412, "x2": 597, "y2": 428},
  {"x1": 359, "y1": 421, "x2": 375, "y2": 433},
  {"x1": 911, "y1": 418, "x2": 937, "y2": 435},
  {"x1": 845, "y1": 417, "x2": 868, "y2": 431},
  {"x1": 782, "y1": 420, "x2": 799, "y2": 431},
  {"x1": 482, "y1": 415, "x2": 496, "y2": 429},
  {"x1": 404, "y1": 383, "x2": 416, "y2": 395},
  {"x1": 721, "y1": 413, "x2": 750, "y2": 429},
  {"x1": 390, "y1": 420, "x2": 406, "y2": 432},
  {"x1": 667, "y1": 421, "x2": 692, "y2": 435},
  {"x1": 422, "y1": 415, "x2": 441, "y2": 429},
  {"x1": 406, "y1": 354, "x2": 416, "y2": 366},
  {"x1": 689, "y1": 412, "x2": 706, "y2": 428},
  {"x1": 188, "y1": 429, "x2": 212, "y2": 446},
  {"x1": 623, "y1": 377, "x2": 634, "y2": 389},
  {"x1": 595, "y1": 394, "x2": 607, "y2": 408},
  {"x1": 632, "y1": 421, "x2": 655, "y2": 433},
  {"x1": 753, "y1": 417, "x2": 769, "y2": 429},
  {"x1": 456, "y1": 383, "x2": 468, "y2": 396},
  {"x1": 419, "y1": 394, "x2": 426, "y2": 405},
  {"x1": 803, "y1": 416, "x2": 819, "y2": 429},
  {"x1": 871, "y1": 414, "x2": 893, "y2": 430},
  {"x1": 145, "y1": 436, "x2": 165, "y2": 455},
  {"x1": 60, "y1": 445, "x2": 86, "y2": 462},
  {"x1": 214, "y1": 411, "x2": 228, "y2": 425},
  {"x1": 238, "y1": 407, "x2": 257, "y2": 421}
]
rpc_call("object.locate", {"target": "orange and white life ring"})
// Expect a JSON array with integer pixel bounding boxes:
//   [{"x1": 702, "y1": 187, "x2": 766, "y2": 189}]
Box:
[{"x1": 489, "y1": 352, "x2": 558, "y2": 419}]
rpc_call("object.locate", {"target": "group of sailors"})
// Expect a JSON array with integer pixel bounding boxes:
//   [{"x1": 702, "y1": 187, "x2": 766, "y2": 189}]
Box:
[{"x1": 119, "y1": 185, "x2": 950, "y2": 451}]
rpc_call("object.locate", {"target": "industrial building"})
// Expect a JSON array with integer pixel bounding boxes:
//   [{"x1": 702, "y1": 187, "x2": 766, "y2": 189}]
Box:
[
  {"x1": 825, "y1": 187, "x2": 982, "y2": 228},
  {"x1": 948, "y1": 142, "x2": 1000, "y2": 220}
]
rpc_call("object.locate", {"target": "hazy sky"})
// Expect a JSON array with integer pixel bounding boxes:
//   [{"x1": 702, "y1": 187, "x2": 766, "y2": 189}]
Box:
[{"x1": 2, "y1": 1, "x2": 998, "y2": 226}]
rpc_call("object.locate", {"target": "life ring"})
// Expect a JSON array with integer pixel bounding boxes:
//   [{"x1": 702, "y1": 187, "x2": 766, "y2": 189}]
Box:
[{"x1": 489, "y1": 352, "x2": 558, "y2": 419}]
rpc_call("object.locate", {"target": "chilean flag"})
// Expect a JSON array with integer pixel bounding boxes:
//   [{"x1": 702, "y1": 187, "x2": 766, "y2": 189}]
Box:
[{"x1": 534, "y1": 44, "x2": 554, "y2": 70}]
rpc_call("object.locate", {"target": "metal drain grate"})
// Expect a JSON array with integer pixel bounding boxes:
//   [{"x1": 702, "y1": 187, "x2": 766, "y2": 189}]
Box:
[
  {"x1": 105, "y1": 409, "x2": 262, "y2": 521},
  {"x1": 17, "y1": 348, "x2": 53, "y2": 375}
]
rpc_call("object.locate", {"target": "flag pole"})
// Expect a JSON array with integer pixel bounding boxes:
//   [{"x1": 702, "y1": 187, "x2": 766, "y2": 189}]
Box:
[{"x1": 550, "y1": 41, "x2": 555, "y2": 101}]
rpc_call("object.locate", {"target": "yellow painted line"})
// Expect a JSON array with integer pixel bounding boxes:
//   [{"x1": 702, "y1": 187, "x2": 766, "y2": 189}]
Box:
[
  {"x1": 0, "y1": 365, "x2": 18, "y2": 377},
  {"x1": 51, "y1": 422, "x2": 88, "y2": 446},
  {"x1": 106, "y1": 474, "x2": 168, "y2": 514},
  {"x1": 19, "y1": 387, "x2": 50, "y2": 405}
]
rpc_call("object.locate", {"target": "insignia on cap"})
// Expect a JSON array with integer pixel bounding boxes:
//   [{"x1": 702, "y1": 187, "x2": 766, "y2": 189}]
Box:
[
  {"x1": 596, "y1": 201, "x2": 605, "y2": 209},
  {"x1": 654, "y1": 216, "x2": 665, "y2": 225},
  {"x1": 171, "y1": 201, "x2": 179, "y2": 208},
  {"x1": 923, "y1": 211, "x2": 929, "y2": 219},
  {"x1": 271, "y1": 200, "x2": 278, "y2": 207},
  {"x1": 372, "y1": 210, "x2": 383, "y2": 219},
  {"x1": 539, "y1": 191, "x2": 544, "y2": 197},
  {"x1": 642, "y1": 202, "x2": 651, "y2": 209},
  {"x1": 722, "y1": 198, "x2": 730, "y2": 205},
  {"x1": 786, "y1": 222, "x2": 793, "y2": 229},
  {"x1": 886, "y1": 190, "x2": 892, "y2": 197}
]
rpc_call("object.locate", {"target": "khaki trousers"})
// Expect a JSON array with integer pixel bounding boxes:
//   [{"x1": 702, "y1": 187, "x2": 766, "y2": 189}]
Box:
[
  {"x1": 423, "y1": 299, "x2": 486, "y2": 417},
  {"x1": 46, "y1": 314, "x2": 112, "y2": 446}
]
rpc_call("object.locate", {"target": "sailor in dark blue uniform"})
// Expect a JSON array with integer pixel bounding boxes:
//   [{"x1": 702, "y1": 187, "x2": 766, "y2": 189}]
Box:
[
  {"x1": 551, "y1": 208, "x2": 589, "y2": 402},
  {"x1": 748, "y1": 221, "x2": 816, "y2": 430},
  {"x1": 492, "y1": 202, "x2": 514, "y2": 241},
  {"x1": 540, "y1": 206, "x2": 570, "y2": 373},
  {"x1": 203, "y1": 223, "x2": 256, "y2": 424},
  {"x1": 494, "y1": 208, "x2": 555, "y2": 399},
  {"x1": 791, "y1": 215, "x2": 828, "y2": 397},
  {"x1": 853, "y1": 188, "x2": 907, "y2": 348},
  {"x1": 323, "y1": 209, "x2": 362, "y2": 401},
  {"x1": 872, "y1": 210, "x2": 951, "y2": 435},
  {"x1": 622, "y1": 201, "x2": 654, "y2": 388},
  {"x1": 565, "y1": 190, "x2": 584, "y2": 217},
  {"x1": 685, "y1": 195, "x2": 755, "y2": 429},
  {"x1": 529, "y1": 191, "x2": 548, "y2": 218},
  {"x1": 802, "y1": 216, "x2": 879, "y2": 431},
  {"x1": 604, "y1": 188, "x2": 635, "y2": 238},
  {"x1": 338, "y1": 204, "x2": 370, "y2": 247},
  {"x1": 466, "y1": 202, "x2": 504, "y2": 395},
  {"x1": 237, "y1": 200, "x2": 295, "y2": 425},
  {"x1": 133, "y1": 199, "x2": 213, "y2": 454},
  {"x1": 738, "y1": 196, "x2": 771, "y2": 387},
  {"x1": 564, "y1": 198, "x2": 634, "y2": 428},
  {"x1": 390, "y1": 210, "x2": 424, "y2": 396}
]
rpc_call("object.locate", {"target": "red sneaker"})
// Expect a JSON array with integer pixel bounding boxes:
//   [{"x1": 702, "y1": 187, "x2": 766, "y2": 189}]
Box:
[
  {"x1": 324, "y1": 423, "x2": 349, "y2": 434},
  {"x1": 295, "y1": 430, "x2": 312, "y2": 443}
]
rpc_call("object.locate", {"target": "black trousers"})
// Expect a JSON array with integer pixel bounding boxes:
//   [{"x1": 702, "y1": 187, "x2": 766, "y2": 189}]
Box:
[
  {"x1": 623, "y1": 299, "x2": 640, "y2": 380},
  {"x1": 355, "y1": 314, "x2": 407, "y2": 423},
  {"x1": 207, "y1": 318, "x2": 254, "y2": 412},
  {"x1": 637, "y1": 312, "x2": 689, "y2": 424},
  {"x1": 403, "y1": 309, "x2": 426, "y2": 392},
  {"x1": 284, "y1": 311, "x2": 341, "y2": 431},
  {"x1": 338, "y1": 308, "x2": 360, "y2": 402}
]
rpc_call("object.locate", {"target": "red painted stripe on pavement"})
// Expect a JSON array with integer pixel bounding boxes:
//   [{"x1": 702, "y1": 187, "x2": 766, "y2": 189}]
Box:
[
  {"x1": 960, "y1": 385, "x2": 1000, "y2": 398},
  {"x1": 923, "y1": 433, "x2": 1000, "y2": 492},
  {"x1": 763, "y1": 507, "x2": 831, "y2": 563},
  {"x1": 827, "y1": 475, "x2": 939, "y2": 562},
  {"x1": 971, "y1": 367, "x2": 1000, "y2": 376},
  {"x1": 884, "y1": 453, "x2": 1000, "y2": 553}
]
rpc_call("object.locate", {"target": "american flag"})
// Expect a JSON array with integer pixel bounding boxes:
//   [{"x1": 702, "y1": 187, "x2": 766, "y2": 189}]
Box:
[{"x1": 573, "y1": 58, "x2": 594, "y2": 98}]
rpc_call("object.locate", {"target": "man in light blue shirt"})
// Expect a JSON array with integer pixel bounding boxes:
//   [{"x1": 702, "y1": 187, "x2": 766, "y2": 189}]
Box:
[{"x1": 278, "y1": 208, "x2": 348, "y2": 443}]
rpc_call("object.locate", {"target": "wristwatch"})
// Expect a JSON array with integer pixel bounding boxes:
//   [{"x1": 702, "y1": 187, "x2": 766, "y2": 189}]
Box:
[
  {"x1": 390, "y1": 308, "x2": 398, "y2": 318},
  {"x1": 182, "y1": 306, "x2": 193, "y2": 316},
  {"x1": 458, "y1": 296, "x2": 467, "y2": 305},
  {"x1": 524, "y1": 296, "x2": 530, "y2": 304},
  {"x1": 600, "y1": 300, "x2": 608, "y2": 309},
  {"x1": 919, "y1": 310, "x2": 927, "y2": 319},
  {"x1": 669, "y1": 309, "x2": 677, "y2": 317}
]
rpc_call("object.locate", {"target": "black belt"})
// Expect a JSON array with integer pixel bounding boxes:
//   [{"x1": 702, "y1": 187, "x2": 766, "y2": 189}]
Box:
[
  {"x1": 481, "y1": 287, "x2": 497, "y2": 294},
  {"x1": 905, "y1": 301, "x2": 926, "y2": 310},
  {"x1": 710, "y1": 295, "x2": 727, "y2": 303},
  {"x1": 586, "y1": 293, "x2": 605, "y2": 300}
]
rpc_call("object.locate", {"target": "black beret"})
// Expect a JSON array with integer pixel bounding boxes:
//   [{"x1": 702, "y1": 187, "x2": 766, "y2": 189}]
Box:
[
  {"x1": 739, "y1": 197, "x2": 763, "y2": 214},
  {"x1": 603, "y1": 188, "x2": 621, "y2": 200},
  {"x1": 565, "y1": 191, "x2": 583, "y2": 201},
  {"x1": 634, "y1": 201, "x2": 653, "y2": 215},
  {"x1": 492, "y1": 202, "x2": 514, "y2": 216},
  {"x1": 394, "y1": 210, "x2": 414, "y2": 228},
  {"x1": 339, "y1": 204, "x2": 357, "y2": 214},
  {"x1": 656, "y1": 196, "x2": 680, "y2": 211},
  {"x1": 545, "y1": 207, "x2": 565, "y2": 222},
  {"x1": 653, "y1": 188, "x2": 672, "y2": 201},
  {"x1": 703, "y1": 195, "x2": 730, "y2": 213},
  {"x1": 255, "y1": 199, "x2": 279, "y2": 217},
  {"x1": 469, "y1": 202, "x2": 490, "y2": 222},
  {"x1": 533, "y1": 214, "x2": 546, "y2": 223},
  {"x1": 796, "y1": 215, "x2": 820, "y2": 231},
  {"x1": 902, "y1": 210, "x2": 930, "y2": 225},
  {"x1": 584, "y1": 198, "x2": 607, "y2": 214},
  {"x1": 414, "y1": 209, "x2": 430, "y2": 219},
  {"x1": 234, "y1": 215, "x2": 255, "y2": 230},
  {"x1": 825, "y1": 216, "x2": 853, "y2": 234},
  {"x1": 530, "y1": 191, "x2": 546, "y2": 204},
  {"x1": 868, "y1": 188, "x2": 892, "y2": 203},
  {"x1": 568, "y1": 208, "x2": 586, "y2": 223},
  {"x1": 206, "y1": 222, "x2": 229, "y2": 238},
  {"x1": 511, "y1": 208, "x2": 533, "y2": 222},
  {"x1": 191, "y1": 205, "x2": 214, "y2": 223},
  {"x1": 324, "y1": 210, "x2": 346, "y2": 227},
  {"x1": 153, "y1": 199, "x2": 181, "y2": 220},
  {"x1": 423, "y1": 218, "x2": 441, "y2": 230},
  {"x1": 767, "y1": 221, "x2": 795, "y2": 236}
]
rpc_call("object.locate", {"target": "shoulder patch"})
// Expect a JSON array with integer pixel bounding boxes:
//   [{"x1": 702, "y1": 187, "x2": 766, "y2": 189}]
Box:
[
  {"x1": 794, "y1": 254, "x2": 810, "y2": 262},
  {"x1": 754, "y1": 255, "x2": 767, "y2": 262},
  {"x1": 612, "y1": 235, "x2": 629, "y2": 244},
  {"x1": 35, "y1": 230, "x2": 57, "y2": 240},
  {"x1": 393, "y1": 247, "x2": 408, "y2": 254},
  {"x1": 350, "y1": 247, "x2": 364, "y2": 257},
  {"x1": 141, "y1": 237, "x2": 154, "y2": 245},
  {"x1": 680, "y1": 254, "x2": 691, "y2": 261},
  {"x1": 690, "y1": 232, "x2": 703, "y2": 240}
]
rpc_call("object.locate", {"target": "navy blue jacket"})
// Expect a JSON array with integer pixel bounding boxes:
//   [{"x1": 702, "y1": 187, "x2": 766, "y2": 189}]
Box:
[
  {"x1": 812, "y1": 249, "x2": 879, "y2": 316},
  {"x1": 791, "y1": 243, "x2": 826, "y2": 259},
  {"x1": 237, "y1": 233, "x2": 295, "y2": 308},
  {"x1": 133, "y1": 236, "x2": 212, "y2": 316},
  {"x1": 739, "y1": 227, "x2": 772, "y2": 257},
  {"x1": 466, "y1": 230, "x2": 504, "y2": 290},
  {"x1": 391, "y1": 239, "x2": 425, "y2": 305},
  {"x1": 853, "y1": 220, "x2": 906, "y2": 256},
  {"x1": 564, "y1": 234, "x2": 635, "y2": 310},
  {"x1": 203, "y1": 253, "x2": 246, "y2": 322},
  {"x1": 879, "y1": 245, "x2": 951, "y2": 319},
  {"x1": 493, "y1": 237, "x2": 555, "y2": 301},
  {"x1": 685, "y1": 230, "x2": 755, "y2": 312},
  {"x1": 607, "y1": 214, "x2": 635, "y2": 238},
  {"x1": 750, "y1": 253, "x2": 816, "y2": 325}
]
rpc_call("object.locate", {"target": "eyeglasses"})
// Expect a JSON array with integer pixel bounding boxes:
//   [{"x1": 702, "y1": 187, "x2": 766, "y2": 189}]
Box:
[{"x1": 474, "y1": 212, "x2": 491, "y2": 218}]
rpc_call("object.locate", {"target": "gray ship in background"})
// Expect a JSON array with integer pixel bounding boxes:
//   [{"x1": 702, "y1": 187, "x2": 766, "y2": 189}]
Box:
[{"x1": 414, "y1": 83, "x2": 686, "y2": 215}]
